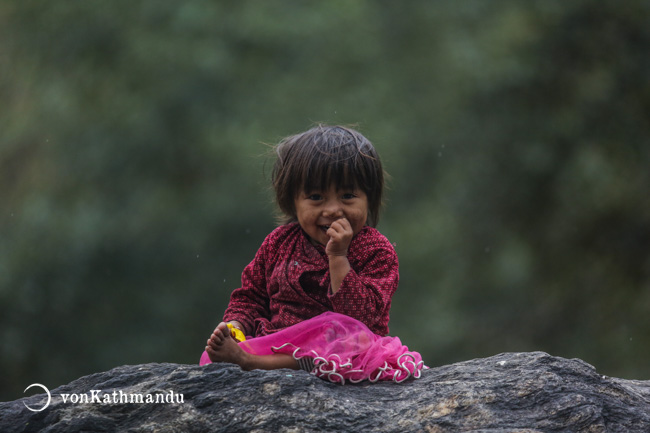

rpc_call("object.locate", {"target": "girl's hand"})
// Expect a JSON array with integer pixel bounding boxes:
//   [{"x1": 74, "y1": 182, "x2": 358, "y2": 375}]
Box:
[{"x1": 326, "y1": 218, "x2": 353, "y2": 257}]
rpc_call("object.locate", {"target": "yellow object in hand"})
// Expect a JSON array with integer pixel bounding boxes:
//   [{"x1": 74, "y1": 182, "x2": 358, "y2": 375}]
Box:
[{"x1": 227, "y1": 323, "x2": 246, "y2": 342}]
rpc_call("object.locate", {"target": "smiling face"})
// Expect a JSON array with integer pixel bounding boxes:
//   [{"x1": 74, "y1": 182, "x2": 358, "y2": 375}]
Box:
[
  {"x1": 272, "y1": 125, "x2": 385, "y2": 228},
  {"x1": 294, "y1": 184, "x2": 368, "y2": 246}
]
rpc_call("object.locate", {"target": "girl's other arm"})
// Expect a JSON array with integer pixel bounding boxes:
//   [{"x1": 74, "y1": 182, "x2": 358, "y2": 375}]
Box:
[{"x1": 223, "y1": 245, "x2": 271, "y2": 336}]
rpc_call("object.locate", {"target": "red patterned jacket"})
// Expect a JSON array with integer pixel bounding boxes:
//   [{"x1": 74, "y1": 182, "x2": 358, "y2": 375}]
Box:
[{"x1": 223, "y1": 222, "x2": 399, "y2": 337}]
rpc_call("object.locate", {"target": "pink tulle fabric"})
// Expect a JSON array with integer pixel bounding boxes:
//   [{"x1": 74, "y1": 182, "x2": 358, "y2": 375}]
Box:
[{"x1": 200, "y1": 312, "x2": 425, "y2": 384}]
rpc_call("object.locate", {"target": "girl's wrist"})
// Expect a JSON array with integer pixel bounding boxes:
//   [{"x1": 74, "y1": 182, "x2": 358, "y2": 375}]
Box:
[{"x1": 227, "y1": 321, "x2": 244, "y2": 331}]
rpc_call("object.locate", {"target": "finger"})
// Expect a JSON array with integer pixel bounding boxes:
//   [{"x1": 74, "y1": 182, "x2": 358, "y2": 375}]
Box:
[
  {"x1": 326, "y1": 226, "x2": 339, "y2": 238},
  {"x1": 330, "y1": 218, "x2": 350, "y2": 231},
  {"x1": 328, "y1": 221, "x2": 351, "y2": 238}
]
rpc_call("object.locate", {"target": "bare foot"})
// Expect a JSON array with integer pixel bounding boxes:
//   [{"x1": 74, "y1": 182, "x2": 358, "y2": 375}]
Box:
[
  {"x1": 205, "y1": 322, "x2": 300, "y2": 372},
  {"x1": 205, "y1": 322, "x2": 252, "y2": 369}
]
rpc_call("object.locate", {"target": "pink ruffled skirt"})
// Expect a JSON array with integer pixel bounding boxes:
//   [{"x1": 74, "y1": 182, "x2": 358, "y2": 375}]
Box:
[{"x1": 200, "y1": 312, "x2": 425, "y2": 384}]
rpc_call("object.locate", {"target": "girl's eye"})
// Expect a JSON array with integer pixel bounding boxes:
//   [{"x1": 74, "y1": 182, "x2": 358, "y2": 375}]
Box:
[
  {"x1": 342, "y1": 193, "x2": 357, "y2": 200},
  {"x1": 307, "y1": 194, "x2": 323, "y2": 201}
]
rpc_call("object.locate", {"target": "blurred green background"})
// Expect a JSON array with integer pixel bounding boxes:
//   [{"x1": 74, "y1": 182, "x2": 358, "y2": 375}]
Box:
[{"x1": 2, "y1": 0, "x2": 649, "y2": 401}]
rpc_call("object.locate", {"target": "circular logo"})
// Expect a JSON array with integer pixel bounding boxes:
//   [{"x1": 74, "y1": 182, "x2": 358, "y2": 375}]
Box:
[{"x1": 23, "y1": 383, "x2": 51, "y2": 412}]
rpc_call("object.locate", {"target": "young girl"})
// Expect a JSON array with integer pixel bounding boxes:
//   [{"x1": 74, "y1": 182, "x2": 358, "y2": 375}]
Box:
[{"x1": 200, "y1": 124, "x2": 424, "y2": 383}]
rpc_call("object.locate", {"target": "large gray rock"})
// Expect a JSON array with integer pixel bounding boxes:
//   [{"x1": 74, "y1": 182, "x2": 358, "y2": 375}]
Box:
[{"x1": 2, "y1": 352, "x2": 649, "y2": 432}]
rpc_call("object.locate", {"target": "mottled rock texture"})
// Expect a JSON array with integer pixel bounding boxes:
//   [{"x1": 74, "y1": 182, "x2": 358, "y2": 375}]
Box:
[{"x1": 2, "y1": 352, "x2": 649, "y2": 432}]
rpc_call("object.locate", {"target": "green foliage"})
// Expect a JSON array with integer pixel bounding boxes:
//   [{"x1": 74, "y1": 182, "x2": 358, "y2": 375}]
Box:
[{"x1": 1, "y1": 0, "x2": 649, "y2": 400}]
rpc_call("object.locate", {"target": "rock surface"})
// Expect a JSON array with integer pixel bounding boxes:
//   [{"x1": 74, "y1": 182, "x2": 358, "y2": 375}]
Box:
[{"x1": 2, "y1": 352, "x2": 650, "y2": 432}]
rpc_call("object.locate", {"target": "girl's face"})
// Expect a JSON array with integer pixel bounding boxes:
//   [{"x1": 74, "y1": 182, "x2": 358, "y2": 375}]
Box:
[{"x1": 294, "y1": 184, "x2": 368, "y2": 246}]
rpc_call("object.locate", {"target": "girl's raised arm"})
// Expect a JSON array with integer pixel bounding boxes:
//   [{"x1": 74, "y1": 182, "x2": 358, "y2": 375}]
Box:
[{"x1": 327, "y1": 235, "x2": 399, "y2": 336}]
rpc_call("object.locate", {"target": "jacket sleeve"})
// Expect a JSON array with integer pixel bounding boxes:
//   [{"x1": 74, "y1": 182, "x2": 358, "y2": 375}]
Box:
[
  {"x1": 222, "y1": 238, "x2": 272, "y2": 336},
  {"x1": 327, "y1": 241, "x2": 399, "y2": 336}
]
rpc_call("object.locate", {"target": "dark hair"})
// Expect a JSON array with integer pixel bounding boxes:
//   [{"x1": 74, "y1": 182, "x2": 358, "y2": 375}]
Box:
[{"x1": 271, "y1": 124, "x2": 385, "y2": 227}]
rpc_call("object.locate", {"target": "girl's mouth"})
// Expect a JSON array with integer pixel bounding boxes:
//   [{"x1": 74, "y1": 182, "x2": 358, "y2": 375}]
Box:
[{"x1": 319, "y1": 225, "x2": 330, "y2": 233}]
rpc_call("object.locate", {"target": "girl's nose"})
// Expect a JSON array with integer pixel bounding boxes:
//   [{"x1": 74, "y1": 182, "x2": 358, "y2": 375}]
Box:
[{"x1": 323, "y1": 201, "x2": 343, "y2": 218}]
